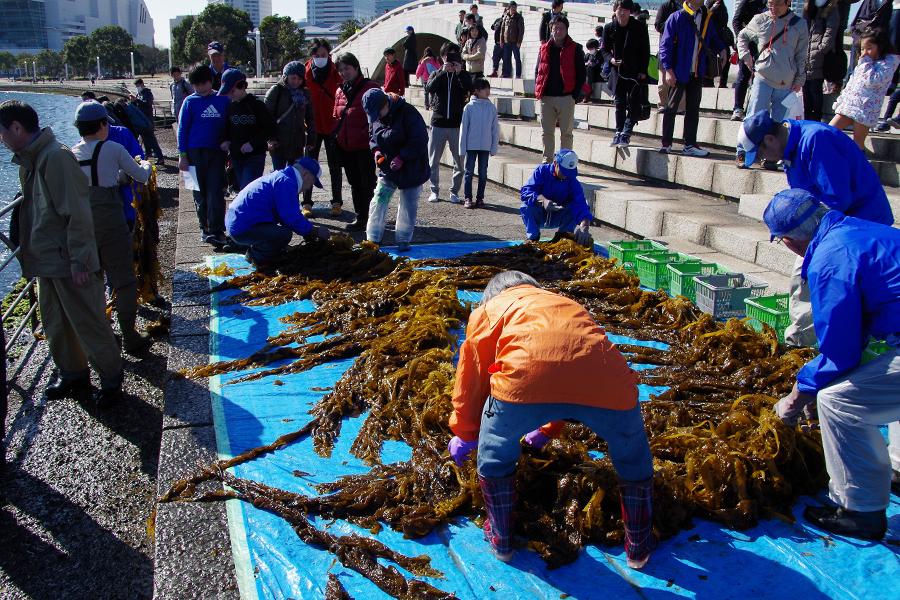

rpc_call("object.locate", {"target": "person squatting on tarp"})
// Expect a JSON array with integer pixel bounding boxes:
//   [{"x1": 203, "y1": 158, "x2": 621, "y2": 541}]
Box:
[
  {"x1": 446, "y1": 271, "x2": 658, "y2": 567},
  {"x1": 72, "y1": 100, "x2": 154, "y2": 355},
  {"x1": 763, "y1": 189, "x2": 900, "y2": 541},
  {"x1": 225, "y1": 158, "x2": 331, "y2": 269},
  {"x1": 520, "y1": 149, "x2": 593, "y2": 247},
  {"x1": 361, "y1": 88, "x2": 430, "y2": 253}
]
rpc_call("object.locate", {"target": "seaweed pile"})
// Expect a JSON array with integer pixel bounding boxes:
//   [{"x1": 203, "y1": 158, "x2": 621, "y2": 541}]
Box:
[
  {"x1": 131, "y1": 165, "x2": 164, "y2": 303},
  {"x1": 163, "y1": 235, "x2": 826, "y2": 596}
]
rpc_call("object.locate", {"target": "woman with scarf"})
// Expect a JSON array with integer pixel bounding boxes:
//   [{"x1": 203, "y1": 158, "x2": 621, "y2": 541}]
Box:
[
  {"x1": 305, "y1": 39, "x2": 345, "y2": 217},
  {"x1": 265, "y1": 61, "x2": 316, "y2": 174}
]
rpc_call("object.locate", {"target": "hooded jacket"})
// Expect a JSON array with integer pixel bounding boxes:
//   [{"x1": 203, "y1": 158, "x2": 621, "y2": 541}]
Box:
[
  {"x1": 802, "y1": 0, "x2": 840, "y2": 80},
  {"x1": 264, "y1": 79, "x2": 316, "y2": 161},
  {"x1": 332, "y1": 75, "x2": 381, "y2": 152},
  {"x1": 383, "y1": 59, "x2": 406, "y2": 95},
  {"x1": 449, "y1": 285, "x2": 639, "y2": 441},
  {"x1": 424, "y1": 69, "x2": 474, "y2": 128},
  {"x1": 737, "y1": 9, "x2": 809, "y2": 89},
  {"x1": 369, "y1": 96, "x2": 431, "y2": 190},
  {"x1": 12, "y1": 128, "x2": 99, "y2": 278},
  {"x1": 459, "y1": 98, "x2": 499, "y2": 155},
  {"x1": 659, "y1": 4, "x2": 727, "y2": 82}
]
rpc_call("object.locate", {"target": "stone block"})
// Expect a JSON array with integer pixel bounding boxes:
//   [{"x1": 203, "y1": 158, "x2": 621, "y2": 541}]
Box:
[
  {"x1": 587, "y1": 105, "x2": 609, "y2": 128},
  {"x1": 700, "y1": 87, "x2": 719, "y2": 110},
  {"x1": 690, "y1": 250, "x2": 769, "y2": 273},
  {"x1": 710, "y1": 163, "x2": 756, "y2": 198},
  {"x1": 594, "y1": 190, "x2": 630, "y2": 228},
  {"x1": 706, "y1": 224, "x2": 765, "y2": 263},
  {"x1": 572, "y1": 136, "x2": 594, "y2": 166},
  {"x1": 877, "y1": 161, "x2": 900, "y2": 187},
  {"x1": 660, "y1": 209, "x2": 739, "y2": 245},
  {"x1": 624, "y1": 199, "x2": 681, "y2": 238},
  {"x1": 498, "y1": 122, "x2": 517, "y2": 144},
  {"x1": 573, "y1": 104, "x2": 589, "y2": 120},
  {"x1": 632, "y1": 113, "x2": 659, "y2": 137},
  {"x1": 715, "y1": 118, "x2": 741, "y2": 147},
  {"x1": 738, "y1": 194, "x2": 772, "y2": 221},
  {"x1": 519, "y1": 98, "x2": 537, "y2": 118},
  {"x1": 530, "y1": 127, "x2": 546, "y2": 152},
  {"x1": 496, "y1": 97, "x2": 514, "y2": 115},
  {"x1": 754, "y1": 240, "x2": 798, "y2": 276},
  {"x1": 694, "y1": 118, "x2": 718, "y2": 146},
  {"x1": 487, "y1": 157, "x2": 509, "y2": 185},
  {"x1": 523, "y1": 79, "x2": 536, "y2": 95},
  {"x1": 618, "y1": 147, "x2": 677, "y2": 182},
  {"x1": 716, "y1": 89, "x2": 734, "y2": 111},
  {"x1": 590, "y1": 139, "x2": 619, "y2": 168},
  {"x1": 674, "y1": 155, "x2": 715, "y2": 191},
  {"x1": 157, "y1": 424, "x2": 219, "y2": 488},
  {"x1": 651, "y1": 236, "x2": 718, "y2": 256},
  {"x1": 752, "y1": 170, "x2": 789, "y2": 196}
]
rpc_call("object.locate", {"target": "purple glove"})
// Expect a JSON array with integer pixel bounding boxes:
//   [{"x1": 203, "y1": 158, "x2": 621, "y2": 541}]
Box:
[
  {"x1": 391, "y1": 155, "x2": 404, "y2": 171},
  {"x1": 448, "y1": 436, "x2": 477, "y2": 466},
  {"x1": 523, "y1": 429, "x2": 551, "y2": 449},
  {"x1": 374, "y1": 150, "x2": 384, "y2": 165}
]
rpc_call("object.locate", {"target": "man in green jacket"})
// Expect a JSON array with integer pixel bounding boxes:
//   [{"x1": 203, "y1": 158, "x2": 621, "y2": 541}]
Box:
[{"x1": 0, "y1": 100, "x2": 124, "y2": 407}]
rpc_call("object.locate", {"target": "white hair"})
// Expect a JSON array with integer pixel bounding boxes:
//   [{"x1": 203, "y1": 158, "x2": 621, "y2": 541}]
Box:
[
  {"x1": 782, "y1": 199, "x2": 830, "y2": 242},
  {"x1": 481, "y1": 271, "x2": 540, "y2": 305}
]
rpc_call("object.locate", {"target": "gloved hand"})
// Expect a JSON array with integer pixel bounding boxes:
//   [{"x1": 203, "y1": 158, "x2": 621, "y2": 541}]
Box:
[
  {"x1": 391, "y1": 155, "x2": 404, "y2": 171},
  {"x1": 574, "y1": 221, "x2": 592, "y2": 248},
  {"x1": 541, "y1": 198, "x2": 563, "y2": 212},
  {"x1": 374, "y1": 150, "x2": 384, "y2": 165},
  {"x1": 774, "y1": 382, "x2": 816, "y2": 426},
  {"x1": 448, "y1": 436, "x2": 477, "y2": 466},
  {"x1": 304, "y1": 225, "x2": 331, "y2": 242},
  {"x1": 523, "y1": 429, "x2": 551, "y2": 449},
  {"x1": 800, "y1": 403, "x2": 819, "y2": 433}
]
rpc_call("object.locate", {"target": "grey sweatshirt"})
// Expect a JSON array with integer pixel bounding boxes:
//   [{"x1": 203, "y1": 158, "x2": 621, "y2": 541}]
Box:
[
  {"x1": 737, "y1": 10, "x2": 809, "y2": 89},
  {"x1": 459, "y1": 98, "x2": 500, "y2": 155}
]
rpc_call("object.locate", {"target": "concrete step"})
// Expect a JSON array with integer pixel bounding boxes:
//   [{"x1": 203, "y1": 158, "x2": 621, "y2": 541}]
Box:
[{"x1": 739, "y1": 192, "x2": 900, "y2": 225}]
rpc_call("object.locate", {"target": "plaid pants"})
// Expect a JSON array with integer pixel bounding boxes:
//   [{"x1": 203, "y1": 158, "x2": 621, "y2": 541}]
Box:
[
  {"x1": 479, "y1": 474, "x2": 516, "y2": 554},
  {"x1": 619, "y1": 476, "x2": 658, "y2": 562}
]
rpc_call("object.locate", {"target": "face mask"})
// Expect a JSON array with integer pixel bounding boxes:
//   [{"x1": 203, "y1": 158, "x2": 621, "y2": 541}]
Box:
[
  {"x1": 135, "y1": 86, "x2": 143, "y2": 92},
  {"x1": 587, "y1": 48, "x2": 597, "y2": 55},
  {"x1": 312, "y1": 57, "x2": 328, "y2": 68}
]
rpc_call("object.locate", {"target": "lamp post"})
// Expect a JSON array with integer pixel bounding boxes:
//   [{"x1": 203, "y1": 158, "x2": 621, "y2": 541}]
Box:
[
  {"x1": 130, "y1": 51, "x2": 135, "y2": 78},
  {"x1": 65, "y1": 63, "x2": 68, "y2": 80},
  {"x1": 255, "y1": 29, "x2": 261, "y2": 78},
  {"x1": 32, "y1": 60, "x2": 36, "y2": 81},
  {"x1": 96, "y1": 56, "x2": 100, "y2": 80}
]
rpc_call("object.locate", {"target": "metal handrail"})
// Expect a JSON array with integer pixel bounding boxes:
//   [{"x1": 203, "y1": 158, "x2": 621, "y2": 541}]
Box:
[{"x1": 0, "y1": 194, "x2": 40, "y2": 352}]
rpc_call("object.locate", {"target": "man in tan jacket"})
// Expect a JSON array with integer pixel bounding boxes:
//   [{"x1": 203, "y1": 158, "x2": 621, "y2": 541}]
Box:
[{"x1": 0, "y1": 100, "x2": 123, "y2": 408}]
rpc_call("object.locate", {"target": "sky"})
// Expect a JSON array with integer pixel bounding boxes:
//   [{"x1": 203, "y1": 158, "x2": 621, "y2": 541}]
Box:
[{"x1": 148, "y1": 0, "x2": 308, "y2": 48}]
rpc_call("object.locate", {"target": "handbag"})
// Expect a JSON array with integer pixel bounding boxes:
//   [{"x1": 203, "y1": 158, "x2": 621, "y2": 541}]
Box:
[
  {"x1": 628, "y1": 81, "x2": 652, "y2": 122},
  {"x1": 686, "y1": 8, "x2": 721, "y2": 79},
  {"x1": 822, "y1": 49, "x2": 848, "y2": 83}
]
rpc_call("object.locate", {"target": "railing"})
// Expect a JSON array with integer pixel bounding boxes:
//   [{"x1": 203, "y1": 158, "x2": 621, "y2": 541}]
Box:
[{"x1": 0, "y1": 195, "x2": 40, "y2": 354}]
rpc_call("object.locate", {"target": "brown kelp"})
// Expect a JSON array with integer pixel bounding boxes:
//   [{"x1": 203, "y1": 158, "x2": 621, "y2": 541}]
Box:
[
  {"x1": 131, "y1": 164, "x2": 164, "y2": 303},
  {"x1": 164, "y1": 235, "x2": 826, "y2": 593}
]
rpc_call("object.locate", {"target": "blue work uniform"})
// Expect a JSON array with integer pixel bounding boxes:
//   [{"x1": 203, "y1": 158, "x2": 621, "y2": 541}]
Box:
[{"x1": 520, "y1": 163, "x2": 593, "y2": 240}]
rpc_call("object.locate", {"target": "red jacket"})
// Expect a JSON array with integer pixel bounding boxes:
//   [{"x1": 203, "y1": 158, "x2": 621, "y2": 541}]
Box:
[
  {"x1": 449, "y1": 285, "x2": 639, "y2": 442},
  {"x1": 332, "y1": 76, "x2": 380, "y2": 152},
  {"x1": 383, "y1": 60, "x2": 406, "y2": 95},
  {"x1": 535, "y1": 36, "x2": 578, "y2": 99},
  {"x1": 305, "y1": 59, "x2": 342, "y2": 141}
]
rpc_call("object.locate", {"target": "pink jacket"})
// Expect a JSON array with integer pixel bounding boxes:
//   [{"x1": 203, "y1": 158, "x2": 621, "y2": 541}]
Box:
[{"x1": 415, "y1": 58, "x2": 441, "y2": 83}]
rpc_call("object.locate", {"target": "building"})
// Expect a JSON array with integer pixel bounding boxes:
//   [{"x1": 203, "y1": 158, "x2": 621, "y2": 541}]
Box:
[
  {"x1": 0, "y1": 0, "x2": 154, "y2": 54},
  {"x1": 375, "y1": 0, "x2": 410, "y2": 14},
  {"x1": 207, "y1": 0, "x2": 272, "y2": 28},
  {"x1": 307, "y1": 0, "x2": 376, "y2": 27},
  {"x1": 300, "y1": 23, "x2": 343, "y2": 45}
]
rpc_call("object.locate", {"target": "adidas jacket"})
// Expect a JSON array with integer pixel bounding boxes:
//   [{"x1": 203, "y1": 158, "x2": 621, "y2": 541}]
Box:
[{"x1": 177, "y1": 93, "x2": 230, "y2": 154}]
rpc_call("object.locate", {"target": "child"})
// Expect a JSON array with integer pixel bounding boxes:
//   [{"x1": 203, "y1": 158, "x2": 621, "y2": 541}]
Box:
[
  {"x1": 219, "y1": 69, "x2": 277, "y2": 190},
  {"x1": 458, "y1": 78, "x2": 499, "y2": 208},
  {"x1": 584, "y1": 38, "x2": 602, "y2": 103},
  {"x1": 382, "y1": 47, "x2": 406, "y2": 95},
  {"x1": 830, "y1": 27, "x2": 900, "y2": 149},
  {"x1": 462, "y1": 26, "x2": 488, "y2": 79},
  {"x1": 416, "y1": 47, "x2": 441, "y2": 109},
  {"x1": 71, "y1": 100, "x2": 154, "y2": 352},
  {"x1": 361, "y1": 88, "x2": 431, "y2": 252},
  {"x1": 178, "y1": 64, "x2": 231, "y2": 246}
]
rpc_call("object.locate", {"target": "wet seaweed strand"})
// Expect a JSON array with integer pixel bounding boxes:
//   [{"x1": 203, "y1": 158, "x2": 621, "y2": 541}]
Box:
[
  {"x1": 131, "y1": 164, "x2": 164, "y2": 303},
  {"x1": 165, "y1": 236, "x2": 826, "y2": 582}
]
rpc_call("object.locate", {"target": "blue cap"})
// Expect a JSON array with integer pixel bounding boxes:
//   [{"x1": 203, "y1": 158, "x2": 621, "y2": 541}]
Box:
[
  {"x1": 406, "y1": 26, "x2": 413, "y2": 31},
  {"x1": 207, "y1": 41, "x2": 224, "y2": 54},
  {"x1": 554, "y1": 148, "x2": 578, "y2": 178},
  {"x1": 737, "y1": 110, "x2": 775, "y2": 167},
  {"x1": 218, "y1": 69, "x2": 246, "y2": 96},
  {"x1": 75, "y1": 100, "x2": 109, "y2": 122},
  {"x1": 763, "y1": 189, "x2": 821, "y2": 242},
  {"x1": 362, "y1": 88, "x2": 386, "y2": 123},
  {"x1": 294, "y1": 157, "x2": 324, "y2": 188}
]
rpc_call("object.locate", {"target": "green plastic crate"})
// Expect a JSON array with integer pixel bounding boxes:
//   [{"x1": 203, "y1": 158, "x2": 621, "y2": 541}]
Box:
[
  {"x1": 607, "y1": 240, "x2": 668, "y2": 266},
  {"x1": 862, "y1": 338, "x2": 897, "y2": 364},
  {"x1": 744, "y1": 294, "x2": 791, "y2": 343},
  {"x1": 667, "y1": 262, "x2": 729, "y2": 302},
  {"x1": 635, "y1": 252, "x2": 702, "y2": 290},
  {"x1": 694, "y1": 273, "x2": 768, "y2": 320}
]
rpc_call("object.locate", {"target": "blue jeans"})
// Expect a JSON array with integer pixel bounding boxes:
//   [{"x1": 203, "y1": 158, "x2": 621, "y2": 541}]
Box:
[
  {"x1": 187, "y1": 147, "x2": 227, "y2": 236},
  {"x1": 476, "y1": 395, "x2": 654, "y2": 481},
  {"x1": 464, "y1": 150, "x2": 489, "y2": 200},
  {"x1": 520, "y1": 202, "x2": 578, "y2": 240},
  {"x1": 229, "y1": 222, "x2": 293, "y2": 264},
  {"x1": 502, "y1": 43, "x2": 522, "y2": 78},
  {"x1": 232, "y1": 154, "x2": 266, "y2": 191},
  {"x1": 746, "y1": 77, "x2": 792, "y2": 123}
]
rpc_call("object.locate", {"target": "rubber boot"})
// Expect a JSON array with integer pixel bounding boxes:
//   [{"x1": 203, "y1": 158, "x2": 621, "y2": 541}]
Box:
[
  {"x1": 115, "y1": 283, "x2": 152, "y2": 353},
  {"x1": 619, "y1": 475, "x2": 658, "y2": 569},
  {"x1": 479, "y1": 474, "x2": 516, "y2": 562}
]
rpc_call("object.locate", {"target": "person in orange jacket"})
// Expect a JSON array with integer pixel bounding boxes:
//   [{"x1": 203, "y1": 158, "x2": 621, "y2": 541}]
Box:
[
  {"x1": 305, "y1": 38, "x2": 345, "y2": 217},
  {"x1": 448, "y1": 270, "x2": 657, "y2": 567},
  {"x1": 382, "y1": 47, "x2": 406, "y2": 95}
]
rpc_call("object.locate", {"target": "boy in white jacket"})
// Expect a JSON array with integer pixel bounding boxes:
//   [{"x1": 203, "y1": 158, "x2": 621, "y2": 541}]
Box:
[{"x1": 459, "y1": 79, "x2": 500, "y2": 208}]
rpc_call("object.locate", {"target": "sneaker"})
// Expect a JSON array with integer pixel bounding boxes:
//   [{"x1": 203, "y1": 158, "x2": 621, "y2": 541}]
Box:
[
  {"x1": 95, "y1": 385, "x2": 123, "y2": 409},
  {"x1": 874, "y1": 119, "x2": 890, "y2": 133},
  {"x1": 200, "y1": 230, "x2": 212, "y2": 243},
  {"x1": 491, "y1": 548, "x2": 514, "y2": 562},
  {"x1": 610, "y1": 132, "x2": 622, "y2": 147},
  {"x1": 397, "y1": 242, "x2": 411, "y2": 252},
  {"x1": 207, "y1": 234, "x2": 228, "y2": 247},
  {"x1": 682, "y1": 145, "x2": 709, "y2": 157},
  {"x1": 427, "y1": 192, "x2": 439, "y2": 202},
  {"x1": 449, "y1": 192, "x2": 461, "y2": 204},
  {"x1": 761, "y1": 159, "x2": 780, "y2": 171},
  {"x1": 803, "y1": 504, "x2": 887, "y2": 541},
  {"x1": 464, "y1": 198, "x2": 474, "y2": 208},
  {"x1": 658, "y1": 143, "x2": 672, "y2": 154},
  {"x1": 735, "y1": 152, "x2": 749, "y2": 169},
  {"x1": 476, "y1": 199, "x2": 485, "y2": 208},
  {"x1": 731, "y1": 108, "x2": 745, "y2": 121},
  {"x1": 301, "y1": 204, "x2": 313, "y2": 218},
  {"x1": 330, "y1": 203, "x2": 342, "y2": 216},
  {"x1": 618, "y1": 133, "x2": 631, "y2": 148},
  {"x1": 888, "y1": 118, "x2": 900, "y2": 130},
  {"x1": 488, "y1": 71, "x2": 498, "y2": 78}
]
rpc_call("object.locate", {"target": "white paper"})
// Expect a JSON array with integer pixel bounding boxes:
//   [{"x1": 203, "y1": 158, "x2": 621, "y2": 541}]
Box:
[
  {"x1": 781, "y1": 92, "x2": 803, "y2": 121},
  {"x1": 182, "y1": 166, "x2": 200, "y2": 191}
]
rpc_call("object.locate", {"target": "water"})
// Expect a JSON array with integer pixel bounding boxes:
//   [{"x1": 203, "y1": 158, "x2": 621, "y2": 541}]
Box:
[{"x1": 0, "y1": 90, "x2": 82, "y2": 294}]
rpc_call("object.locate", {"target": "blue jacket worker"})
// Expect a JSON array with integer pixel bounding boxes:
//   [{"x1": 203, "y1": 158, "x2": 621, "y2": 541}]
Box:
[
  {"x1": 763, "y1": 189, "x2": 900, "y2": 542},
  {"x1": 225, "y1": 158, "x2": 331, "y2": 268},
  {"x1": 362, "y1": 88, "x2": 431, "y2": 252},
  {"x1": 739, "y1": 109, "x2": 895, "y2": 346},
  {"x1": 520, "y1": 149, "x2": 593, "y2": 246}
]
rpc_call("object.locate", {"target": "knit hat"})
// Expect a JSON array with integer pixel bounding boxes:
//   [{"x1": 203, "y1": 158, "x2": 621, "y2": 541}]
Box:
[
  {"x1": 283, "y1": 61, "x2": 305, "y2": 79},
  {"x1": 362, "y1": 88, "x2": 387, "y2": 123}
]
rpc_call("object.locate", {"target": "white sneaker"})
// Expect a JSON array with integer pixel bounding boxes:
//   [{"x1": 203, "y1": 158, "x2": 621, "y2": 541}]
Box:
[
  {"x1": 658, "y1": 144, "x2": 672, "y2": 154},
  {"x1": 427, "y1": 192, "x2": 439, "y2": 202},
  {"x1": 682, "y1": 145, "x2": 709, "y2": 157},
  {"x1": 449, "y1": 192, "x2": 461, "y2": 204},
  {"x1": 492, "y1": 548, "x2": 514, "y2": 562},
  {"x1": 731, "y1": 108, "x2": 745, "y2": 121}
]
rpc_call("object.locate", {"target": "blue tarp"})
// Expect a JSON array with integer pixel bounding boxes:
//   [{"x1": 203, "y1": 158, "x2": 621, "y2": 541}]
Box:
[{"x1": 203, "y1": 241, "x2": 900, "y2": 600}]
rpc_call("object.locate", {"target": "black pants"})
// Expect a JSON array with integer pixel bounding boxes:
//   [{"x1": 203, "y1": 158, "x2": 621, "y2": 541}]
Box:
[
  {"x1": 733, "y1": 61, "x2": 753, "y2": 110},
  {"x1": 337, "y1": 145, "x2": 377, "y2": 222},
  {"x1": 492, "y1": 43, "x2": 503, "y2": 72},
  {"x1": 613, "y1": 77, "x2": 637, "y2": 133},
  {"x1": 803, "y1": 79, "x2": 825, "y2": 123},
  {"x1": 303, "y1": 133, "x2": 343, "y2": 206},
  {"x1": 405, "y1": 69, "x2": 415, "y2": 85},
  {"x1": 661, "y1": 75, "x2": 703, "y2": 146}
]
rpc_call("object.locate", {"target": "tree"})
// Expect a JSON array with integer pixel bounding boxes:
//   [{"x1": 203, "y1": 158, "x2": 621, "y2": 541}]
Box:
[
  {"x1": 90, "y1": 26, "x2": 137, "y2": 75},
  {"x1": 15, "y1": 52, "x2": 36, "y2": 76},
  {"x1": 171, "y1": 15, "x2": 198, "y2": 66},
  {"x1": 36, "y1": 49, "x2": 64, "y2": 77},
  {"x1": 184, "y1": 5, "x2": 254, "y2": 65},
  {"x1": 136, "y1": 44, "x2": 167, "y2": 74},
  {"x1": 338, "y1": 17, "x2": 373, "y2": 43},
  {"x1": 259, "y1": 15, "x2": 306, "y2": 70},
  {"x1": 0, "y1": 52, "x2": 15, "y2": 74},
  {"x1": 63, "y1": 35, "x2": 93, "y2": 77}
]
